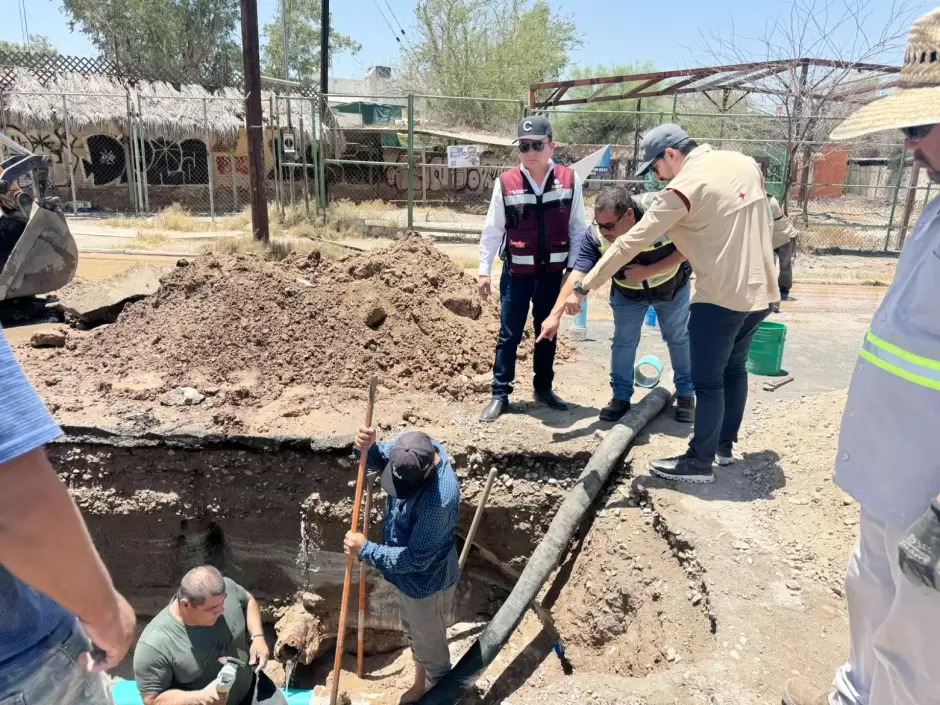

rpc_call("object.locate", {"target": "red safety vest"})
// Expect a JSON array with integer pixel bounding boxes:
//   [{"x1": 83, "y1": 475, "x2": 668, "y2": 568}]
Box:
[{"x1": 499, "y1": 164, "x2": 573, "y2": 277}]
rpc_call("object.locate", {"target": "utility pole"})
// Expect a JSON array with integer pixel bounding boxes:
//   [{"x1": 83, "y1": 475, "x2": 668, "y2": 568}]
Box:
[
  {"x1": 240, "y1": 0, "x2": 270, "y2": 242},
  {"x1": 320, "y1": 0, "x2": 330, "y2": 105},
  {"x1": 281, "y1": 0, "x2": 290, "y2": 82}
]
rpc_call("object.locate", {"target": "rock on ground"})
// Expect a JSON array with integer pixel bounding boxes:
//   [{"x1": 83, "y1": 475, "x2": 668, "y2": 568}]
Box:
[{"x1": 29, "y1": 329, "x2": 67, "y2": 348}]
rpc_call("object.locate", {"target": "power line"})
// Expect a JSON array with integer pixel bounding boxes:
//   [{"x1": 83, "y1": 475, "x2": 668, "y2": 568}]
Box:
[
  {"x1": 370, "y1": 0, "x2": 402, "y2": 47},
  {"x1": 19, "y1": 0, "x2": 30, "y2": 48},
  {"x1": 382, "y1": 0, "x2": 407, "y2": 37}
]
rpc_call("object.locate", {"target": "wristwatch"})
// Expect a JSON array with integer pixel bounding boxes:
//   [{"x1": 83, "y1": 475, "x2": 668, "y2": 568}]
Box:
[
  {"x1": 572, "y1": 280, "x2": 588, "y2": 297},
  {"x1": 250, "y1": 633, "x2": 265, "y2": 641}
]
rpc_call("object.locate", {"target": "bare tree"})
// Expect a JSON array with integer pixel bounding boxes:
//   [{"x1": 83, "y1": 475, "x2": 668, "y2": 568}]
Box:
[{"x1": 697, "y1": 0, "x2": 918, "y2": 221}]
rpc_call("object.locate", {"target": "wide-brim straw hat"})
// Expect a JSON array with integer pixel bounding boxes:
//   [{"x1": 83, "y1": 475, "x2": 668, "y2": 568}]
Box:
[{"x1": 832, "y1": 7, "x2": 940, "y2": 140}]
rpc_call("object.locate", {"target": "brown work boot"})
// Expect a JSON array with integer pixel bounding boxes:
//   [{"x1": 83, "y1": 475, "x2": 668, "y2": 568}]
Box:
[{"x1": 782, "y1": 678, "x2": 829, "y2": 705}]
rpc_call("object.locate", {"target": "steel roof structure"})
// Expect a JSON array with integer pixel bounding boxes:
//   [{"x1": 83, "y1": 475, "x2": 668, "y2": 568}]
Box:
[{"x1": 528, "y1": 59, "x2": 900, "y2": 109}]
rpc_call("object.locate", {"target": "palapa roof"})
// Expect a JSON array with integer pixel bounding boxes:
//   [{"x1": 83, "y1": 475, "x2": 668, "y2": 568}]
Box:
[{"x1": 0, "y1": 68, "x2": 344, "y2": 154}]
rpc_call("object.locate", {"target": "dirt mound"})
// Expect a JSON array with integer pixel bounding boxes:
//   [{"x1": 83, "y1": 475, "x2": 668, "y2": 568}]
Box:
[{"x1": 27, "y1": 236, "x2": 562, "y2": 403}]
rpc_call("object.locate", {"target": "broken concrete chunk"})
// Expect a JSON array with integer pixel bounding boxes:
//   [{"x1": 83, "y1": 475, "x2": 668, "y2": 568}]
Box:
[
  {"x1": 55, "y1": 264, "x2": 168, "y2": 327},
  {"x1": 163, "y1": 387, "x2": 205, "y2": 406},
  {"x1": 30, "y1": 329, "x2": 67, "y2": 348}
]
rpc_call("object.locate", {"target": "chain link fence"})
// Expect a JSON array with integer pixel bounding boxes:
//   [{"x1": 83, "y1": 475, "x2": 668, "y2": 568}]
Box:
[{"x1": 0, "y1": 82, "x2": 932, "y2": 253}]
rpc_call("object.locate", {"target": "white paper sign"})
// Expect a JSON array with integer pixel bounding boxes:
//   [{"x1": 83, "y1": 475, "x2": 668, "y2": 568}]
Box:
[{"x1": 447, "y1": 145, "x2": 482, "y2": 167}]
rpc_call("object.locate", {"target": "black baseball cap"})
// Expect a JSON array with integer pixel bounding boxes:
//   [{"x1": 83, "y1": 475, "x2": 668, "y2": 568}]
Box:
[
  {"x1": 380, "y1": 431, "x2": 437, "y2": 499},
  {"x1": 635, "y1": 124, "x2": 690, "y2": 176},
  {"x1": 516, "y1": 115, "x2": 553, "y2": 142}
]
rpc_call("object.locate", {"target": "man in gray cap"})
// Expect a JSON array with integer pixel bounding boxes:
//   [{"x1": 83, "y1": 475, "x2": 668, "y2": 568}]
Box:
[
  {"x1": 344, "y1": 428, "x2": 460, "y2": 704},
  {"x1": 557, "y1": 123, "x2": 778, "y2": 484},
  {"x1": 478, "y1": 114, "x2": 591, "y2": 421}
]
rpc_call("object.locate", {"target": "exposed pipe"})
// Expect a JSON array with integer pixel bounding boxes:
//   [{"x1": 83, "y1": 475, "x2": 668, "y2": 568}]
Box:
[{"x1": 417, "y1": 386, "x2": 673, "y2": 705}]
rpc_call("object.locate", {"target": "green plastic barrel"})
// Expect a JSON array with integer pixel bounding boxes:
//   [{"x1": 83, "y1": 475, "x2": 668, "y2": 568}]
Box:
[{"x1": 746, "y1": 321, "x2": 787, "y2": 375}]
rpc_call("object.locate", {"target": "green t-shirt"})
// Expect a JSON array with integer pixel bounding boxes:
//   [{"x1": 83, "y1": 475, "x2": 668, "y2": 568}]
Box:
[{"x1": 134, "y1": 578, "x2": 253, "y2": 704}]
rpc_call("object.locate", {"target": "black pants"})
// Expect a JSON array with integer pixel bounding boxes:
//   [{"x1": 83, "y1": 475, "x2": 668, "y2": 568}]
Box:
[
  {"x1": 491, "y1": 266, "x2": 563, "y2": 399},
  {"x1": 685, "y1": 303, "x2": 770, "y2": 464}
]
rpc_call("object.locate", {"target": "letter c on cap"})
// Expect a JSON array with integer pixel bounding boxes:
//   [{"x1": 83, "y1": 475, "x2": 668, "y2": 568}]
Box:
[{"x1": 523, "y1": 120, "x2": 533, "y2": 132}]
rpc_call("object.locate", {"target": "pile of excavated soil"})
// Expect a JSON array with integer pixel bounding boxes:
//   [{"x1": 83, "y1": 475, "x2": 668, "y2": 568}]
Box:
[{"x1": 21, "y1": 235, "x2": 566, "y2": 404}]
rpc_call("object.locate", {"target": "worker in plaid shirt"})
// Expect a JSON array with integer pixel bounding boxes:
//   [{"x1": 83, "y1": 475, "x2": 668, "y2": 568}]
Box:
[{"x1": 344, "y1": 429, "x2": 460, "y2": 704}]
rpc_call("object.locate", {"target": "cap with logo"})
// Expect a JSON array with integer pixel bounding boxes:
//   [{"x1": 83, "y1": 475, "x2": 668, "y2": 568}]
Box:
[
  {"x1": 634, "y1": 124, "x2": 690, "y2": 176},
  {"x1": 380, "y1": 431, "x2": 437, "y2": 499},
  {"x1": 516, "y1": 115, "x2": 553, "y2": 142}
]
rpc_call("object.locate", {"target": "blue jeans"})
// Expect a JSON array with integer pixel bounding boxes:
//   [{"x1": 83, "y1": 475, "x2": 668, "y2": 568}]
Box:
[
  {"x1": 491, "y1": 267, "x2": 563, "y2": 399},
  {"x1": 0, "y1": 620, "x2": 113, "y2": 705},
  {"x1": 609, "y1": 282, "x2": 694, "y2": 401},
  {"x1": 685, "y1": 303, "x2": 770, "y2": 464}
]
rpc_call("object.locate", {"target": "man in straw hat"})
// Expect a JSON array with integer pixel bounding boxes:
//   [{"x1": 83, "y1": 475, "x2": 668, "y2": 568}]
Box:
[{"x1": 783, "y1": 8, "x2": 940, "y2": 705}]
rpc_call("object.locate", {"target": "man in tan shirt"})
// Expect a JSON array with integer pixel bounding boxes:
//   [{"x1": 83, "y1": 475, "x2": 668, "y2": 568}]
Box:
[{"x1": 563, "y1": 124, "x2": 778, "y2": 484}]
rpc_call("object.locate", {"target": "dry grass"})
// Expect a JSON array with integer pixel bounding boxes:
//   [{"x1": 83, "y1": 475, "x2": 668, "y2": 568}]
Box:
[
  {"x1": 132, "y1": 230, "x2": 172, "y2": 249},
  {"x1": 102, "y1": 204, "x2": 225, "y2": 233}
]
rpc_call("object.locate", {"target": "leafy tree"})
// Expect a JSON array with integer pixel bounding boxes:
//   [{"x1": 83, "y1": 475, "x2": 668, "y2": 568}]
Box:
[
  {"x1": 0, "y1": 35, "x2": 58, "y2": 55},
  {"x1": 403, "y1": 0, "x2": 580, "y2": 130},
  {"x1": 262, "y1": 0, "x2": 360, "y2": 82},
  {"x1": 61, "y1": 0, "x2": 241, "y2": 84}
]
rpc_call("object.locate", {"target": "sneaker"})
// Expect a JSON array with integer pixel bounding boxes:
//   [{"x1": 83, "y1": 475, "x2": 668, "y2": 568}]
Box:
[
  {"x1": 675, "y1": 395, "x2": 695, "y2": 423},
  {"x1": 599, "y1": 398, "x2": 631, "y2": 422},
  {"x1": 770, "y1": 302, "x2": 781, "y2": 314},
  {"x1": 716, "y1": 453, "x2": 735, "y2": 466},
  {"x1": 782, "y1": 678, "x2": 828, "y2": 705},
  {"x1": 648, "y1": 456, "x2": 715, "y2": 484}
]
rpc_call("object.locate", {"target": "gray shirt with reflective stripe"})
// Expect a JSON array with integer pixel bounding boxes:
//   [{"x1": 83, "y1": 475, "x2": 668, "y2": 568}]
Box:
[{"x1": 834, "y1": 195, "x2": 940, "y2": 530}]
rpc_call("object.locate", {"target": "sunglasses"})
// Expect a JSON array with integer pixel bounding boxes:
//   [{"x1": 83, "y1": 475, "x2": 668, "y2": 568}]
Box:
[
  {"x1": 593, "y1": 214, "x2": 623, "y2": 232},
  {"x1": 902, "y1": 125, "x2": 935, "y2": 140},
  {"x1": 518, "y1": 140, "x2": 547, "y2": 153}
]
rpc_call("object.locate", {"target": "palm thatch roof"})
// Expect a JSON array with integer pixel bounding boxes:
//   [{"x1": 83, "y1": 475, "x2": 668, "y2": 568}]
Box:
[{"x1": 0, "y1": 68, "x2": 345, "y2": 154}]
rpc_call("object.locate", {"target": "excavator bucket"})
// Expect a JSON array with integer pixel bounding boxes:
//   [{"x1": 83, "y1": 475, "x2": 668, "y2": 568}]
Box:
[
  {"x1": 0, "y1": 130, "x2": 79, "y2": 301},
  {"x1": 0, "y1": 203, "x2": 78, "y2": 300}
]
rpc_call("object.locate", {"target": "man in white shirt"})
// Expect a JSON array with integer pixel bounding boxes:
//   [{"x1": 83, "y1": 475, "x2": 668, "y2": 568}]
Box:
[{"x1": 478, "y1": 115, "x2": 590, "y2": 421}]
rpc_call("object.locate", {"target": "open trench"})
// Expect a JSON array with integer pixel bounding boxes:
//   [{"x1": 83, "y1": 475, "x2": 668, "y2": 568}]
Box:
[{"x1": 48, "y1": 427, "x2": 716, "y2": 697}]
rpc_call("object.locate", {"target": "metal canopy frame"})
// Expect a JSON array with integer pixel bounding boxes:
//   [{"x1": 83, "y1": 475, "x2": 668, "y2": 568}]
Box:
[{"x1": 529, "y1": 59, "x2": 899, "y2": 109}]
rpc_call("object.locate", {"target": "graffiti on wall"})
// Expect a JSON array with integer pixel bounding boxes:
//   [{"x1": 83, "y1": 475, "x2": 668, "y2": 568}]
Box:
[
  {"x1": 82, "y1": 135, "x2": 210, "y2": 186},
  {"x1": 3, "y1": 124, "x2": 82, "y2": 187},
  {"x1": 1, "y1": 125, "x2": 213, "y2": 187},
  {"x1": 381, "y1": 151, "x2": 502, "y2": 196}
]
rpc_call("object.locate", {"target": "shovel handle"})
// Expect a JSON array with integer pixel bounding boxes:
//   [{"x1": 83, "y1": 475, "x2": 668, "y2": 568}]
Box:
[
  {"x1": 330, "y1": 377, "x2": 378, "y2": 705},
  {"x1": 459, "y1": 468, "x2": 498, "y2": 571},
  {"x1": 356, "y1": 473, "x2": 375, "y2": 677}
]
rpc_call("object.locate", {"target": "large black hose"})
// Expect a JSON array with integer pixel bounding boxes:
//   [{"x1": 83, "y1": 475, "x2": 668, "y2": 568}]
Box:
[{"x1": 418, "y1": 386, "x2": 673, "y2": 705}]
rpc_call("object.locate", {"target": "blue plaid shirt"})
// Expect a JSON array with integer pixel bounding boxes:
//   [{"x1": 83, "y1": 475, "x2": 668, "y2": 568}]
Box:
[{"x1": 358, "y1": 437, "x2": 460, "y2": 599}]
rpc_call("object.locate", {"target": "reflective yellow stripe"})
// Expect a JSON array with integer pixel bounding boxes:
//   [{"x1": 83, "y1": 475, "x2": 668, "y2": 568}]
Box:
[
  {"x1": 860, "y1": 330, "x2": 940, "y2": 391},
  {"x1": 599, "y1": 236, "x2": 679, "y2": 289}
]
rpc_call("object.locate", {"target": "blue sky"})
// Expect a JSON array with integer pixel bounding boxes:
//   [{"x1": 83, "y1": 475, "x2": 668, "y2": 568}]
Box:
[{"x1": 3, "y1": 0, "x2": 932, "y2": 79}]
